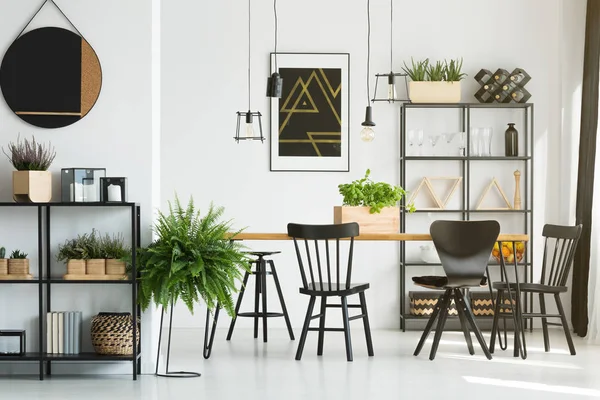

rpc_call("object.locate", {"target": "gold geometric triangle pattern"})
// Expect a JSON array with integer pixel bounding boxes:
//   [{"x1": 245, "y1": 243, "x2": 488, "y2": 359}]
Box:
[
  {"x1": 476, "y1": 178, "x2": 512, "y2": 210},
  {"x1": 408, "y1": 177, "x2": 462, "y2": 210}
]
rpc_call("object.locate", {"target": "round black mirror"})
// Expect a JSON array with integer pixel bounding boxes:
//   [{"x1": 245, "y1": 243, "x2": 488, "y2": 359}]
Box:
[{"x1": 0, "y1": 27, "x2": 102, "y2": 129}]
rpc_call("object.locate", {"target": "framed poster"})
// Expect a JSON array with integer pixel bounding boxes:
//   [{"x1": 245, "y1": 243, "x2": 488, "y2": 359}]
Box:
[{"x1": 270, "y1": 53, "x2": 350, "y2": 172}]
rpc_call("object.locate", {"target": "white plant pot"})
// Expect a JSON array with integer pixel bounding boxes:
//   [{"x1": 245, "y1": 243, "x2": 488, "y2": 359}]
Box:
[{"x1": 408, "y1": 81, "x2": 462, "y2": 103}]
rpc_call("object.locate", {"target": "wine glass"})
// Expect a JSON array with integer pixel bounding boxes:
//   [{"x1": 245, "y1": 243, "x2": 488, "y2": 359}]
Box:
[
  {"x1": 442, "y1": 132, "x2": 457, "y2": 155},
  {"x1": 417, "y1": 129, "x2": 424, "y2": 156},
  {"x1": 428, "y1": 134, "x2": 441, "y2": 155},
  {"x1": 407, "y1": 130, "x2": 415, "y2": 156}
]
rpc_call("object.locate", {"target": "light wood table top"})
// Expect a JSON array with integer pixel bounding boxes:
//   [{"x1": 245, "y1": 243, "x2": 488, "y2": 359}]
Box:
[{"x1": 229, "y1": 232, "x2": 529, "y2": 242}]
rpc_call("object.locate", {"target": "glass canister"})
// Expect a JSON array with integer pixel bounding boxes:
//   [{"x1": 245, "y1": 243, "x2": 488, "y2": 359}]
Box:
[{"x1": 505, "y1": 123, "x2": 519, "y2": 157}]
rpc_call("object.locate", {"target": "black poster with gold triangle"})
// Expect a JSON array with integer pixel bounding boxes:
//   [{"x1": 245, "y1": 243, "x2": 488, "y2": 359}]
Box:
[{"x1": 0, "y1": 0, "x2": 102, "y2": 129}]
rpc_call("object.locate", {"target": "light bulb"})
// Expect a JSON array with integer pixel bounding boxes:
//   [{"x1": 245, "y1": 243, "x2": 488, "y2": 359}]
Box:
[
  {"x1": 360, "y1": 126, "x2": 375, "y2": 142},
  {"x1": 246, "y1": 123, "x2": 255, "y2": 138},
  {"x1": 387, "y1": 84, "x2": 397, "y2": 101}
]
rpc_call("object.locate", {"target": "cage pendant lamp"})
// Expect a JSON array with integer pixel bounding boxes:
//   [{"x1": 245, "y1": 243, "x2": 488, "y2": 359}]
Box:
[
  {"x1": 371, "y1": 0, "x2": 409, "y2": 104},
  {"x1": 266, "y1": 0, "x2": 283, "y2": 98},
  {"x1": 235, "y1": 0, "x2": 265, "y2": 143},
  {"x1": 360, "y1": 0, "x2": 375, "y2": 142}
]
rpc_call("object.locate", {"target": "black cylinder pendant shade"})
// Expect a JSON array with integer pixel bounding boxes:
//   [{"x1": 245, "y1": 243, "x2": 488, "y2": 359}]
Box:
[
  {"x1": 361, "y1": 106, "x2": 376, "y2": 127},
  {"x1": 266, "y1": 72, "x2": 283, "y2": 98}
]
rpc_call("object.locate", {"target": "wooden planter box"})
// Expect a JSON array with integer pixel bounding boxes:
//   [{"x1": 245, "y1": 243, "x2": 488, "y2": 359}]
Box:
[
  {"x1": 8, "y1": 259, "x2": 29, "y2": 275},
  {"x1": 67, "y1": 259, "x2": 86, "y2": 275},
  {"x1": 408, "y1": 81, "x2": 461, "y2": 103},
  {"x1": 0, "y1": 259, "x2": 7, "y2": 275},
  {"x1": 13, "y1": 171, "x2": 52, "y2": 203},
  {"x1": 86, "y1": 259, "x2": 106, "y2": 275},
  {"x1": 106, "y1": 259, "x2": 126, "y2": 275},
  {"x1": 333, "y1": 206, "x2": 399, "y2": 233},
  {"x1": 409, "y1": 291, "x2": 457, "y2": 316}
]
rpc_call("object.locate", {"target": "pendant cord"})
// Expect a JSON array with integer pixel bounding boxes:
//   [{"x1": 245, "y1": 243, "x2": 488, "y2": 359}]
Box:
[
  {"x1": 366, "y1": 0, "x2": 371, "y2": 106},
  {"x1": 274, "y1": 0, "x2": 278, "y2": 71},
  {"x1": 248, "y1": 0, "x2": 251, "y2": 110},
  {"x1": 390, "y1": 0, "x2": 393, "y2": 71},
  {"x1": 15, "y1": 0, "x2": 85, "y2": 43}
]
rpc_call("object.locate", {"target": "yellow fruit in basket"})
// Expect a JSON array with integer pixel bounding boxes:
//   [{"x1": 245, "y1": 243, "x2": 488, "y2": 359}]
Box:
[
  {"x1": 504, "y1": 242, "x2": 513, "y2": 250},
  {"x1": 493, "y1": 242, "x2": 499, "y2": 251},
  {"x1": 502, "y1": 247, "x2": 511, "y2": 258},
  {"x1": 492, "y1": 249, "x2": 500, "y2": 257},
  {"x1": 516, "y1": 242, "x2": 525, "y2": 252},
  {"x1": 507, "y1": 254, "x2": 515, "y2": 263}
]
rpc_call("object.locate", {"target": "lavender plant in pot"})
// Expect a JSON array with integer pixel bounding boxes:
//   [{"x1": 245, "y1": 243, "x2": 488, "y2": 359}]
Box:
[{"x1": 2, "y1": 135, "x2": 56, "y2": 203}]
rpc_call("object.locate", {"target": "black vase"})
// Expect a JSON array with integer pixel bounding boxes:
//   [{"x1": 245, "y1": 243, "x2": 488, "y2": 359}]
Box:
[{"x1": 505, "y1": 123, "x2": 518, "y2": 157}]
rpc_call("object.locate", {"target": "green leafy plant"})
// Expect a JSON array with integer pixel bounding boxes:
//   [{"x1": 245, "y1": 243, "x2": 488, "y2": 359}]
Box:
[
  {"x1": 10, "y1": 250, "x2": 28, "y2": 259},
  {"x1": 100, "y1": 233, "x2": 130, "y2": 260},
  {"x1": 426, "y1": 61, "x2": 445, "y2": 82},
  {"x1": 338, "y1": 169, "x2": 415, "y2": 214},
  {"x1": 133, "y1": 196, "x2": 249, "y2": 317},
  {"x1": 402, "y1": 58, "x2": 429, "y2": 81},
  {"x1": 56, "y1": 229, "x2": 106, "y2": 262},
  {"x1": 444, "y1": 57, "x2": 467, "y2": 81},
  {"x1": 2, "y1": 135, "x2": 56, "y2": 171},
  {"x1": 0, "y1": 247, "x2": 5, "y2": 259}
]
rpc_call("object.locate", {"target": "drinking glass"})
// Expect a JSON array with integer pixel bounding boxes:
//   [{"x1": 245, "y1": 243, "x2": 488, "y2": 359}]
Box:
[
  {"x1": 482, "y1": 127, "x2": 493, "y2": 157},
  {"x1": 417, "y1": 129, "x2": 424, "y2": 156},
  {"x1": 407, "y1": 130, "x2": 415, "y2": 156},
  {"x1": 428, "y1": 134, "x2": 441, "y2": 155},
  {"x1": 471, "y1": 128, "x2": 481, "y2": 157},
  {"x1": 442, "y1": 132, "x2": 457, "y2": 155},
  {"x1": 458, "y1": 131, "x2": 466, "y2": 157}
]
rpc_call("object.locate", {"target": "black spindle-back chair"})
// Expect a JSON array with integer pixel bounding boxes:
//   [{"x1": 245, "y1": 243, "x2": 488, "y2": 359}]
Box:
[
  {"x1": 491, "y1": 224, "x2": 583, "y2": 356},
  {"x1": 287, "y1": 223, "x2": 373, "y2": 362}
]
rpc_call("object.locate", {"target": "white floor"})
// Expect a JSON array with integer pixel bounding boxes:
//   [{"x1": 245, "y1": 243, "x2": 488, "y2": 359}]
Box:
[{"x1": 1, "y1": 328, "x2": 599, "y2": 399}]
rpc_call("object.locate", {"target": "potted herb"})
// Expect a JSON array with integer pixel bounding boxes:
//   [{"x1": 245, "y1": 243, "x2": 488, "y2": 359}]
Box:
[
  {"x1": 0, "y1": 247, "x2": 7, "y2": 275},
  {"x1": 57, "y1": 234, "x2": 89, "y2": 275},
  {"x1": 403, "y1": 57, "x2": 466, "y2": 103},
  {"x1": 335, "y1": 169, "x2": 415, "y2": 233},
  {"x1": 101, "y1": 233, "x2": 129, "y2": 275},
  {"x1": 8, "y1": 250, "x2": 29, "y2": 275},
  {"x1": 84, "y1": 229, "x2": 105, "y2": 275},
  {"x1": 134, "y1": 196, "x2": 249, "y2": 317},
  {"x1": 3, "y1": 135, "x2": 56, "y2": 203}
]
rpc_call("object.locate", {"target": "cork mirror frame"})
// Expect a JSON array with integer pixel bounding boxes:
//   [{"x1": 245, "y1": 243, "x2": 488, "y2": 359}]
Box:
[{"x1": 0, "y1": 27, "x2": 102, "y2": 129}]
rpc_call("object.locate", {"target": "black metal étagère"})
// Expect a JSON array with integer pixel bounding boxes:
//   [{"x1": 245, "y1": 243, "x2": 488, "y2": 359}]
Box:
[
  {"x1": 399, "y1": 103, "x2": 534, "y2": 332},
  {"x1": 0, "y1": 202, "x2": 141, "y2": 380}
]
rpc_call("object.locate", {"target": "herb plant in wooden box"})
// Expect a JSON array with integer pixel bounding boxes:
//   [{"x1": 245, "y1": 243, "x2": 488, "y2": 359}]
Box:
[
  {"x1": 57, "y1": 234, "x2": 88, "y2": 275},
  {"x1": 102, "y1": 233, "x2": 129, "y2": 275},
  {"x1": 8, "y1": 250, "x2": 31, "y2": 279},
  {"x1": 3, "y1": 135, "x2": 56, "y2": 203},
  {"x1": 335, "y1": 169, "x2": 414, "y2": 233},
  {"x1": 403, "y1": 57, "x2": 466, "y2": 103},
  {"x1": 0, "y1": 247, "x2": 7, "y2": 275}
]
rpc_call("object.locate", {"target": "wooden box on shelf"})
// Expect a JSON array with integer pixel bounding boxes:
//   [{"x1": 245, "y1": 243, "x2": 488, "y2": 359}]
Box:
[
  {"x1": 106, "y1": 259, "x2": 126, "y2": 275},
  {"x1": 67, "y1": 259, "x2": 86, "y2": 275},
  {"x1": 13, "y1": 171, "x2": 52, "y2": 203},
  {"x1": 0, "y1": 259, "x2": 7, "y2": 275},
  {"x1": 8, "y1": 259, "x2": 29, "y2": 275},
  {"x1": 333, "y1": 206, "x2": 399, "y2": 233},
  {"x1": 408, "y1": 81, "x2": 461, "y2": 103},
  {"x1": 86, "y1": 259, "x2": 106, "y2": 275}
]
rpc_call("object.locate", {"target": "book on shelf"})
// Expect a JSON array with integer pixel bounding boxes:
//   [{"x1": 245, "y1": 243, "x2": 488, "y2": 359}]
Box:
[{"x1": 46, "y1": 311, "x2": 83, "y2": 354}]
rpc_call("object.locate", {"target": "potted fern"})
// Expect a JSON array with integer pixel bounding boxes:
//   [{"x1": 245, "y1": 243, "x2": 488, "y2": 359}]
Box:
[
  {"x1": 2, "y1": 135, "x2": 56, "y2": 203},
  {"x1": 403, "y1": 57, "x2": 466, "y2": 103},
  {"x1": 335, "y1": 169, "x2": 415, "y2": 233},
  {"x1": 135, "y1": 196, "x2": 249, "y2": 317}
]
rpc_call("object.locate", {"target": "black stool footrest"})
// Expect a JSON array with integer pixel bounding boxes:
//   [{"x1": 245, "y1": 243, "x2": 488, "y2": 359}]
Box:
[{"x1": 236, "y1": 312, "x2": 285, "y2": 318}]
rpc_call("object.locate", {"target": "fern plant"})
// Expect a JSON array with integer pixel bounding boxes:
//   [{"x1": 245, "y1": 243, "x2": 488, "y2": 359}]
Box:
[
  {"x1": 402, "y1": 58, "x2": 429, "y2": 81},
  {"x1": 134, "y1": 196, "x2": 249, "y2": 317}
]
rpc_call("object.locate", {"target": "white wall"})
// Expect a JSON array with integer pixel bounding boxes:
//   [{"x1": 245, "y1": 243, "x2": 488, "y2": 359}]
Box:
[
  {"x1": 162, "y1": 0, "x2": 585, "y2": 330},
  {"x1": 0, "y1": 0, "x2": 157, "y2": 374}
]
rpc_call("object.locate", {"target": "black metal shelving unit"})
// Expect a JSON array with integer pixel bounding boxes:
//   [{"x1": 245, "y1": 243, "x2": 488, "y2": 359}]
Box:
[
  {"x1": 0, "y1": 202, "x2": 141, "y2": 380},
  {"x1": 399, "y1": 102, "x2": 534, "y2": 331}
]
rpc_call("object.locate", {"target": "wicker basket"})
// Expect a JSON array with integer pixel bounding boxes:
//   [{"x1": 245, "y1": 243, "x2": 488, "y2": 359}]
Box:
[
  {"x1": 67, "y1": 259, "x2": 86, "y2": 275},
  {"x1": 105, "y1": 259, "x2": 126, "y2": 275},
  {"x1": 409, "y1": 291, "x2": 458, "y2": 316},
  {"x1": 8, "y1": 259, "x2": 29, "y2": 275},
  {"x1": 91, "y1": 312, "x2": 140, "y2": 355},
  {"x1": 86, "y1": 259, "x2": 106, "y2": 275},
  {"x1": 470, "y1": 291, "x2": 516, "y2": 316},
  {"x1": 0, "y1": 259, "x2": 7, "y2": 275}
]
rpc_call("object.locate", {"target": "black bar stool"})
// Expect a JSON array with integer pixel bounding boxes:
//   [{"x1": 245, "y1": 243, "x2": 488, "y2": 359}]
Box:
[{"x1": 226, "y1": 251, "x2": 295, "y2": 342}]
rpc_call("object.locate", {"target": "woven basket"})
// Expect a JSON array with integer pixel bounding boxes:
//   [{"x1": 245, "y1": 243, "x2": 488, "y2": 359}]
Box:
[
  {"x1": 86, "y1": 259, "x2": 106, "y2": 275},
  {"x1": 91, "y1": 312, "x2": 140, "y2": 355},
  {"x1": 8, "y1": 259, "x2": 29, "y2": 275},
  {"x1": 409, "y1": 291, "x2": 458, "y2": 316},
  {"x1": 471, "y1": 291, "x2": 516, "y2": 316},
  {"x1": 0, "y1": 259, "x2": 7, "y2": 275},
  {"x1": 106, "y1": 259, "x2": 126, "y2": 275},
  {"x1": 67, "y1": 259, "x2": 86, "y2": 275}
]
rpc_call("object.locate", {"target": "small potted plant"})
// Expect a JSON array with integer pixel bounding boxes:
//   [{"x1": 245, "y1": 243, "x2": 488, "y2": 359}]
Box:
[
  {"x1": 101, "y1": 233, "x2": 129, "y2": 276},
  {"x1": 335, "y1": 169, "x2": 415, "y2": 233},
  {"x1": 2, "y1": 135, "x2": 56, "y2": 203},
  {"x1": 85, "y1": 229, "x2": 105, "y2": 275},
  {"x1": 403, "y1": 57, "x2": 466, "y2": 103},
  {"x1": 8, "y1": 250, "x2": 29, "y2": 275},
  {"x1": 57, "y1": 235, "x2": 88, "y2": 275},
  {"x1": 0, "y1": 247, "x2": 7, "y2": 275}
]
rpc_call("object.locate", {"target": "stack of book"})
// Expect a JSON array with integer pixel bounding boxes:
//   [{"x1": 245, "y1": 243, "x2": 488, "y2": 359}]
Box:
[{"x1": 46, "y1": 311, "x2": 82, "y2": 354}]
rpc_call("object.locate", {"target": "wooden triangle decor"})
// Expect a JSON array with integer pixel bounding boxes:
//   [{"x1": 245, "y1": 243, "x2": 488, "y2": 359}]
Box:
[
  {"x1": 408, "y1": 177, "x2": 462, "y2": 210},
  {"x1": 476, "y1": 178, "x2": 512, "y2": 210}
]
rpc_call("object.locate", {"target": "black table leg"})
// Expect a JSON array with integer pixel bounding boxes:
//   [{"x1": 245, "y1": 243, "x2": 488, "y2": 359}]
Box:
[{"x1": 203, "y1": 305, "x2": 220, "y2": 359}]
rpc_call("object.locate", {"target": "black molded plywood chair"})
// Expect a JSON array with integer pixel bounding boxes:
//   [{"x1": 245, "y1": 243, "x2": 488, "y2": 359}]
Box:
[
  {"x1": 287, "y1": 222, "x2": 374, "y2": 362},
  {"x1": 413, "y1": 220, "x2": 500, "y2": 360},
  {"x1": 490, "y1": 224, "x2": 583, "y2": 356}
]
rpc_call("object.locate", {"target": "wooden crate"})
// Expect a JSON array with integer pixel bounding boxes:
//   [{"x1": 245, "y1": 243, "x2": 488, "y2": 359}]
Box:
[
  {"x1": 333, "y1": 206, "x2": 399, "y2": 233},
  {"x1": 409, "y1": 291, "x2": 457, "y2": 316}
]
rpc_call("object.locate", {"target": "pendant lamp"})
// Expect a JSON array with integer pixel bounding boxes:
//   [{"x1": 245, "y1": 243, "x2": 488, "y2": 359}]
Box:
[
  {"x1": 360, "y1": 0, "x2": 375, "y2": 142},
  {"x1": 266, "y1": 0, "x2": 282, "y2": 98}
]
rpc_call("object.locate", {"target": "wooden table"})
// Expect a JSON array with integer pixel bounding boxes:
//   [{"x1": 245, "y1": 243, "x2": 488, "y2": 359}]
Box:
[{"x1": 230, "y1": 232, "x2": 530, "y2": 242}]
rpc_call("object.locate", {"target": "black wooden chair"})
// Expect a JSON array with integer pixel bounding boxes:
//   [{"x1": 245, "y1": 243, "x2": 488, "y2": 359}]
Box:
[
  {"x1": 413, "y1": 220, "x2": 500, "y2": 360},
  {"x1": 490, "y1": 224, "x2": 583, "y2": 356},
  {"x1": 287, "y1": 222, "x2": 374, "y2": 362}
]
